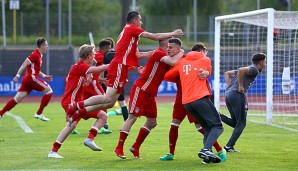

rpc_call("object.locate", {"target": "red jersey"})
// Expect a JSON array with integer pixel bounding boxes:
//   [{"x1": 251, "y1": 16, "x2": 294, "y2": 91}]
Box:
[
  {"x1": 94, "y1": 50, "x2": 104, "y2": 66},
  {"x1": 24, "y1": 48, "x2": 42, "y2": 79},
  {"x1": 164, "y1": 51, "x2": 212, "y2": 104},
  {"x1": 93, "y1": 50, "x2": 104, "y2": 82},
  {"x1": 61, "y1": 60, "x2": 90, "y2": 107},
  {"x1": 134, "y1": 48, "x2": 170, "y2": 96},
  {"x1": 113, "y1": 24, "x2": 145, "y2": 67}
]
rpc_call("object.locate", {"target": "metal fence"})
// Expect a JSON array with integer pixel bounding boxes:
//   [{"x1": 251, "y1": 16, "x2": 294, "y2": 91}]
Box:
[{"x1": 1, "y1": 11, "x2": 216, "y2": 46}]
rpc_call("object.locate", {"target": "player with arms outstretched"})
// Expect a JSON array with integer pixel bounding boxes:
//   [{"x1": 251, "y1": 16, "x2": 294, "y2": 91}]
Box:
[
  {"x1": 66, "y1": 11, "x2": 183, "y2": 121},
  {"x1": 114, "y1": 38, "x2": 184, "y2": 159}
]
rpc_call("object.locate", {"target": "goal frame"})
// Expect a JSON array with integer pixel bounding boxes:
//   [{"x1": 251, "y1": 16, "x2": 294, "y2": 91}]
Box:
[{"x1": 214, "y1": 8, "x2": 275, "y2": 124}]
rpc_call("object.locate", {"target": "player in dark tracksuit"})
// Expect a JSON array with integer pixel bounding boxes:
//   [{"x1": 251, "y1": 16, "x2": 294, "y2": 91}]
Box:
[{"x1": 220, "y1": 53, "x2": 266, "y2": 152}]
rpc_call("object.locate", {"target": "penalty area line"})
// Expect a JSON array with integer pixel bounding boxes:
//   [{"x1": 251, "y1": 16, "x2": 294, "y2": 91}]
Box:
[
  {"x1": 6, "y1": 112, "x2": 34, "y2": 133},
  {"x1": 249, "y1": 119, "x2": 298, "y2": 132}
]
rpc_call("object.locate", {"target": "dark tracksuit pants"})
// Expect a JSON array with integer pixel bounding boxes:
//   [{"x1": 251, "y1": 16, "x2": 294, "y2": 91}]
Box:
[
  {"x1": 220, "y1": 91, "x2": 248, "y2": 147},
  {"x1": 184, "y1": 97, "x2": 224, "y2": 150}
]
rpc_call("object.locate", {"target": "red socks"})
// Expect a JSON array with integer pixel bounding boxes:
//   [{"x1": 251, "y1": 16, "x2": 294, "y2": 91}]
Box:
[
  {"x1": 131, "y1": 127, "x2": 150, "y2": 150},
  {"x1": 36, "y1": 93, "x2": 52, "y2": 114},
  {"x1": 77, "y1": 101, "x2": 85, "y2": 110},
  {"x1": 52, "y1": 141, "x2": 62, "y2": 152},
  {"x1": 116, "y1": 131, "x2": 129, "y2": 149},
  {"x1": 87, "y1": 127, "x2": 98, "y2": 140},
  {"x1": 169, "y1": 124, "x2": 179, "y2": 155},
  {"x1": 71, "y1": 108, "x2": 87, "y2": 121},
  {"x1": 198, "y1": 128, "x2": 205, "y2": 134},
  {"x1": 0, "y1": 98, "x2": 17, "y2": 116}
]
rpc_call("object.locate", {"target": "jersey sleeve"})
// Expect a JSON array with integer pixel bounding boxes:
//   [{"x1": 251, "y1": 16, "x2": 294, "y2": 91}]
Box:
[
  {"x1": 27, "y1": 52, "x2": 38, "y2": 64},
  {"x1": 201, "y1": 57, "x2": 212, "y2": 76},
  {"x1": 79, "y1": 63, "x2": 91, "y2": 75},
  {"x1": 131, "y1": 24, "x2": 145, "y2": 37},
  {"x1": 94, "y1": 54, "x2": 104, "y2": 66},
  {"x1": 164, "y1": 65, "x2": 180, "y2": 82},
  {"x1": 152, "y1": 49, "x2": 166, "y2": 62}
]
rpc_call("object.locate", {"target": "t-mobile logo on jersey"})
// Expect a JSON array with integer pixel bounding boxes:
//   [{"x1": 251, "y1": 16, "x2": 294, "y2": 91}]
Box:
[{"x1": 183, "y1": 64, "x2": 191, "y2": 75}]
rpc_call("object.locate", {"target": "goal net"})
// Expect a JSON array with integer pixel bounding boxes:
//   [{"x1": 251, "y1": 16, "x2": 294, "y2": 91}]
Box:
[{"x1": 214, "y1": 8, "x2": 298, "y2": 131}]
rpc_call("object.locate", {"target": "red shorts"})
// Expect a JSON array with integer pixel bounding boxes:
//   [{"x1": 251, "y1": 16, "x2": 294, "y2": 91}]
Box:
[
  {"x1": 83, "y1": 80, "x2": 105, "y2": 98},
  {"x1": 106, "y1": 61, "x2": 129, "y2": 94},
  {"x1": 173, "y1": 86, "x2": 197, "y2": 123},
  {"x1": 19, "y1": 76, "x2": 48, "y2": 93},
  {"x1": 173, "y1": 100, "x2": 197, "y2": 123},
  {"x1": 62, "y1": 104, "x2": 99, "y2": 123},
  {"x1": 129, "y1": 85, "x2": 157, "y2": 118}
]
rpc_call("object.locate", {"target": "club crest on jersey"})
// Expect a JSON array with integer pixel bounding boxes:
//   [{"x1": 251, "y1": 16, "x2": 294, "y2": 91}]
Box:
[
  {"x1": 119, "y1": 82, "x2": 123, "y2": 88},
  {"x1": 183, "y1": 64, "x2": 191, "y2": 75},
  {"x1": 135, "y1": 107, "x2": 140, "y2": 113}
]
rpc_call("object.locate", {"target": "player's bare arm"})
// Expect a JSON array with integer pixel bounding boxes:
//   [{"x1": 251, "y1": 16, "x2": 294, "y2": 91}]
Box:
[
  {"x1": 136, "y1": 49, "x2": 154, "y2": 59},
  {"x1": 85, "y1": 73, "x2": 93, "y2": 86},
  {"x1": 160, "y1": 49, "x2": 184, "y2": 66},
  {"x1": 238, "y1": 67, "x2": 250, "y2": 93},
  {"x1": 99, "y1": 77, "x2": 107, "y2": 85},
  {"x1": 141, "y1": 29, "x2": 183, "y2": 41},
  {"x1": 13, "y1": 59, "x2": 31, "y2": 83},
  {"x1": 39, "y1": 72, "x2": 53, "y2": 82},
  {"x1": 224, "y1": 70, "x2": 236, "y2": 86},
  {"x1": 87, "y1": 64, "x2": 109, "y2": 74}
]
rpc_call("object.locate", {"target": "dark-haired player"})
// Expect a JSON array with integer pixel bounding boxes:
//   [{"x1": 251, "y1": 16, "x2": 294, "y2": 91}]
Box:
[{"x1": 220, "y1": 53, "x2": 267, "y2": 152}]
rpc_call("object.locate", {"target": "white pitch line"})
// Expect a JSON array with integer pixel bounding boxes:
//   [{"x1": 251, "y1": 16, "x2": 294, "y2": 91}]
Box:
[
  {"x1": 6, "y1": 112, "x2": 34, "y2": 133},
  {"x1": 249, "y1": 119, "x2": 298, "y2": 132}
]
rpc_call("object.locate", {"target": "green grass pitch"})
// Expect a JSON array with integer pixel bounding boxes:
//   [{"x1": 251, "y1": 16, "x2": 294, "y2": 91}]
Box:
[{"x1": 0, "y1": 102, "x2": 297, "y2": 170}]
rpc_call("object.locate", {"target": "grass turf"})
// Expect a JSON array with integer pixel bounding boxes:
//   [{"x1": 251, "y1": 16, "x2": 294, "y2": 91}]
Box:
[{"x1": 0, "y1": 102, "x2": 297, "y2": 170}]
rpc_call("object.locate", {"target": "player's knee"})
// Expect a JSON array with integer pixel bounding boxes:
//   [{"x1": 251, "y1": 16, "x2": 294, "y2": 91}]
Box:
[
  {"x1": 101, "y1": 113, "x2": 108, "y2": 122},
  {"x1": 218, "y1": 125, "x2": 224, "y2": 134},
  {"x1": 238, "y1": 122, "x2": 246, "y2": 129},
  {"x1": 106, "y1": 102, "x2": 115, "y2": 108},
  {"x1": 43, "y1": 86, "x2": 53, "y2": 94},
  {"x1": 97, "y1": 110, "x2": 108, "y2": 120},
  {"x1": 152, "y1": 122, "x2": 158, "y2": 128},
  {"x1": 147, "y1": 120, "x2": 157, "y2": 129}
]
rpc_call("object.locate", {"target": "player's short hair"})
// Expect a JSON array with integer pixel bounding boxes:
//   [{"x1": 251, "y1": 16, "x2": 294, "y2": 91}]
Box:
[
  {"x1": 79, "y1": 44, "x2": 95, "y2": 60},
  {"x1": 191, "y1": 42, "x2": 207, "y2": 52},
  {"x1": 99, "y1": 39, "x2": 111, "y2": 50},
  {"x1": 158, "y1": 39, "x2": 169, "y2": 47},
  {"x1": 168, "y1": 38, "x2": 182, "y2": 47},
  {"x1": 105, "y1": 37, "x2": 115, "y2": 49},
  {"x1": 252, "y1": 52, "x2": 266, "y2": 64},
  {"x1": 36, "y1": 37, "x2": 47, "y2": 48},
  {"x1": 127, "y1": 11, "x2": 140, "y2": 23}
]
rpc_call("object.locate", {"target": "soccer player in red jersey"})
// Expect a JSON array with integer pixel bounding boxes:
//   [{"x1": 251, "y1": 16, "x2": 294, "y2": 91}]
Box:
[
  {"x1": 160, "y1": 43, "x2": 226, "y2": 162},
  {"x1": 114, "y1": 38, "x2": 184, "y2": 159},
  {"x1": 81, "y1": 39, "x2": 113, "y2": 134},
  {"x1": 48, "y1": 44, "x2": 109, "y2": 159},
  {"x1": 164, "y1": 43, "x2": 224, "y2": 164},
  {"x1": 70, "y1": 40, "x2": 112, "y2": 134},
  {"x1": 66, "y1": 11, "x2": 183, "y2": 121},
  {"x1": 0, "y1": 37, "x2": 52, "y2": 121},
  {"x1": 103, "y1": 37, "x2": 129, "y2": 122}
]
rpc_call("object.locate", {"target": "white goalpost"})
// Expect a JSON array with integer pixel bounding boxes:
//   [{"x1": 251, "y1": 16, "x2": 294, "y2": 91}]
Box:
[{"x1": 214, "y1": 8, "x2": 298, "y2": 129}]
